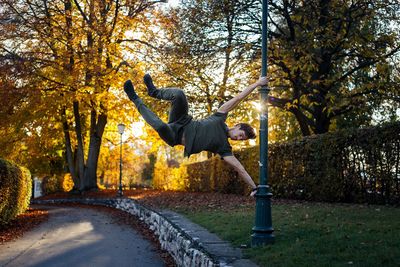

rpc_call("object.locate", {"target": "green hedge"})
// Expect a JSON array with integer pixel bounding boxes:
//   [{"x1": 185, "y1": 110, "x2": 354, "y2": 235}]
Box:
[
  {"x1": 0, "y1": 158, "x2": 32, "y2": 225},
  {"x1": 181, "y1": 122, "x2": 400, "y2": 204},
  {"x1": 41, "y1": 174, "x2": 74, "y2": 195},
  {"x1": 185, "y1": 157, "x2": 250, "y2": 194},
  {"x1": 41, "y1": 175, "x2": 62, "y2": 195}
]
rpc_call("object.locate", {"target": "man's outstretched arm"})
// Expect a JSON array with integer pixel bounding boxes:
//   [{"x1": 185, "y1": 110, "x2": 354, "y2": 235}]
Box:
[
  {"x1": 217, "y1": 77, "x2": 267, "y2": 114},
  {"x1": 223, "y1": 155, "x2": 257, "y2": 194}
]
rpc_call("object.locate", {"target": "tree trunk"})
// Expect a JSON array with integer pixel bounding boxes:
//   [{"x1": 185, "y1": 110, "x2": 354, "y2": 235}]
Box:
[
  {"x1": 73, "y1": 101, "x2": 86, "y2": 191},
  {"x1": 61, "y1": 0, "x2": 79, "y2": 190},
  {"x1": 314, "y1": 116, "x2": 331, "y2": 134},
  {"x1": 61, "y1": 107, "x2": 79, "y2": 190},
  {"x1": 84, "y1": 110, "x2": 107, "y2": 190},
  {"x1": 218, "y1": 6, "x2": 233, "y2": 103},
  {"x1": 291, "y1": 108, "x2": 312, "y2": 136},
  {"x1": 313, "y1": 103, "x2": 331, "y2": 134}
]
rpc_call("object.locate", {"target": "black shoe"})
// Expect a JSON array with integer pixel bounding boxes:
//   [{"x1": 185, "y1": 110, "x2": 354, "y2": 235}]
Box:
[
  {"x1": 124, "y1": 80, "x2": 138, "y2": 101},
  {"x1": 143, "y1": 74, "x2": 158, "y2": 97}
]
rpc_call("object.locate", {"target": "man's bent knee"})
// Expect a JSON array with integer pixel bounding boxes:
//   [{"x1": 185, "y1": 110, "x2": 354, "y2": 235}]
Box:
[
  {"x1": 169, "y1": 89, "x2": 186, "y2": 100},
  {"x1": 155, "y1": 124, "x2": 176, "y2": 147}
]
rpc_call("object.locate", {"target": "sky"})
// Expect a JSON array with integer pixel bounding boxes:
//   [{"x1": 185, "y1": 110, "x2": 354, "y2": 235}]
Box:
[{"x1": 166, "y1": 0, "x2": 180, "y2": 7}]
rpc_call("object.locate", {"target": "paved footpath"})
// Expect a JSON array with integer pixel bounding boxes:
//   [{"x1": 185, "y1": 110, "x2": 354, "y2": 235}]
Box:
[{"x1": 0, "y1": 205, "x2": 165, "y2": 267}]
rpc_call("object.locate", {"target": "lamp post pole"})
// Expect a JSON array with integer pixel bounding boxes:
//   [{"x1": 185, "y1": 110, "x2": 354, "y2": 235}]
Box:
[
  {"x1": 117, "y1": 123, "x2": 125, "y2": 197},
  {"x1": 251, "y1": 0, "x2": 275, "y2": 246}
]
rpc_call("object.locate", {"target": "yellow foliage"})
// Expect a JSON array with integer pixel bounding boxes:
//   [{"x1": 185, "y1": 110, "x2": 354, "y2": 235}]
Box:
[
  {"x1": 97, "y1": 184, "x2": 106, "y2": 190},
  {"x1": 153, "y1": 157, "x2": 188, "y2": 191},
  {"x1": 17, "y1": 166, "x2": 32, "y2": 215},
  {"x1": 0, "y1": 159, "x2": 32, "y2": 225},
  {"x1": 62, "y1": 173, "x2": 74, "y2": 192}
]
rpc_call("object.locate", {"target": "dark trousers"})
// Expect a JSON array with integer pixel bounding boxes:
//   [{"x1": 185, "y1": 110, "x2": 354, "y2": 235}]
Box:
[{"x1": 131, "y1": 88, "x2": 190, "y2": 147}]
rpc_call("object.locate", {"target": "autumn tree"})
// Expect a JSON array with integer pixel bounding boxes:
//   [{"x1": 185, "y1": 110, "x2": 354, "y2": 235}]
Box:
[
  {"x1": 0, "y1": 32, "x2": 66, "y2": 176},
  {"x1": 153, "y1": 0, "x2": 399, "y2": 138},
  {"x1": 147, "y1": 0, "x2": 260, "y2": 118},
  {"x1": 0, "y1": 0, "x2": 164, "y2": 191},
  {"x1": 265, "y1": 0, "x2": 400, "y2": 135}
]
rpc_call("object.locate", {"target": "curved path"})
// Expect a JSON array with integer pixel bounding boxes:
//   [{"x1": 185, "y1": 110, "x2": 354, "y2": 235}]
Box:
[{"x1": 0, "y1": 205, "x2": 165, "y2": 267}]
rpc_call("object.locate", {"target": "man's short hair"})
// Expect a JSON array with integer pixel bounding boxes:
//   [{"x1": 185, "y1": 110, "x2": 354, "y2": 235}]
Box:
[{"x1": 235, "y1": 123, "x2": 256, "y2": 139}]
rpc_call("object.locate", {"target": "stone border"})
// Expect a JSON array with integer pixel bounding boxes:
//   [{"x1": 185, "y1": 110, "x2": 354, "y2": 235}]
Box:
[{"x1": 32, "y1": 198, "x2": 220, "y2": 267}]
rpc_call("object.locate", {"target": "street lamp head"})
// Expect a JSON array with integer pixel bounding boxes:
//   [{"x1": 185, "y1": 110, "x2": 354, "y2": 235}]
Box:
[
  {"x1": 117, "y1": 123, "x2": 126, "y2": 134},
  {"x1": 147, "y1": 0, "x2": 168, "y2": 3}
]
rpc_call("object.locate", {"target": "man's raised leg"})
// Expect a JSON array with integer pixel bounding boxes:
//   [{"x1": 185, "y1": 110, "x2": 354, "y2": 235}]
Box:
[
  {"x1": 124, "y1": 80, "x2": 139, "y2": 101},
  {"x1": 143, "y1": 74, "x2": 189, "y2": 124},
  {"x1": 124, "y1": 80, "x2": 176, "y2": 146}
]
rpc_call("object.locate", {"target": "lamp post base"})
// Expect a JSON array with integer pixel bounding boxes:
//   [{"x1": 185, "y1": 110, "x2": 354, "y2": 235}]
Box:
[
  {"x1": 251, "y1": 232, "x2": 275, "y2": 246},
  {"x1": 117, "y1": 189, "x2": 123, "y2": 197},
  {"x1": 251, "y1": 187, "x2": 274, "y2": 247}
]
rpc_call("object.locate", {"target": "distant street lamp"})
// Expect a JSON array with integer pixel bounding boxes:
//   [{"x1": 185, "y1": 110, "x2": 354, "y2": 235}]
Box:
[
  {"x1": 146, "y1": 0, "x2": 168, "y2": 4},
  {"x1": 117, "y1": 123, "x2": 126, "y2": 197}
]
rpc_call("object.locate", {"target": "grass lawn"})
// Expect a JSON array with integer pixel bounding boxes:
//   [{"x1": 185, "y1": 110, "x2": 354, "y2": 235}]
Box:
[{"x1": 179, "y1": 202, "x2": 400, "y2": 267}]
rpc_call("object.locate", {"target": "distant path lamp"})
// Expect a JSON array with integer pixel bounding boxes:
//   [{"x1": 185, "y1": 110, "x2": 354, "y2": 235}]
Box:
[
  {"x1": 251, "y1": 0, "x2": 275, "y2": 246},
  {"x1": 146, "y1": 0, "x2": 168, "y2": 4},
  {"x1": 117, "y1": 123, "x2": 126, "y2": 197}
]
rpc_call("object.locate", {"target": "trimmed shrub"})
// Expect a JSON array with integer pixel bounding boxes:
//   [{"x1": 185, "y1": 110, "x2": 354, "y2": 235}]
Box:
[
  {"x1": 18, "y1": 167, "x2": 32, "y2": 214},
  {"x1": 185, "y1": 157, "x2": 248, "y2": 194},
  {"x1": 41, "y1": 174, "x2": 74, "y2": 195},
  {"x1": 267, "y1": 122, "x2": 400, "y2": 204},
  {"x1": 42, "y1": 175, "x2": 63, "y2": 195},
  {"x1": 0, "y1": 158, "x2": 32, "y2": 225},
  {"x1": 156, "y1": 122, "x2": 400, "y2": 204}
]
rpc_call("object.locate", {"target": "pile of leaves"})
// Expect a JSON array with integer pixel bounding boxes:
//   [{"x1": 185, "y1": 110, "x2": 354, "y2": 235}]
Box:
[
  {"x1": 38, "y1": 189, "x2": 257, "y2": 211},
  {"x1": 0, "y1": 208, "x2": 48, "y2": 244}
]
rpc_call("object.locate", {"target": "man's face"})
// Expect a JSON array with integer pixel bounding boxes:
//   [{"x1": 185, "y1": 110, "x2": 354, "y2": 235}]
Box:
[{"x1": 230, "y1": 126, "x2": 248, "y2": 141}]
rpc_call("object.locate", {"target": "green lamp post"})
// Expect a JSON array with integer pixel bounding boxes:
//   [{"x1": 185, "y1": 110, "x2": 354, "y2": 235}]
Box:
[
  {"x1": 117, "y1": 123, "x2": 125, "y2": 197},
  {"x1": 251, "y1": 0, "x2": 275, "y2": 246}
]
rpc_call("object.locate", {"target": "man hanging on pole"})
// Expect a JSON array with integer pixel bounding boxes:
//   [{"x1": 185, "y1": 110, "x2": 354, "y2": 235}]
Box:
[{"x1": 124, "y1": 74, "x2": 267, "y2": 196}]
